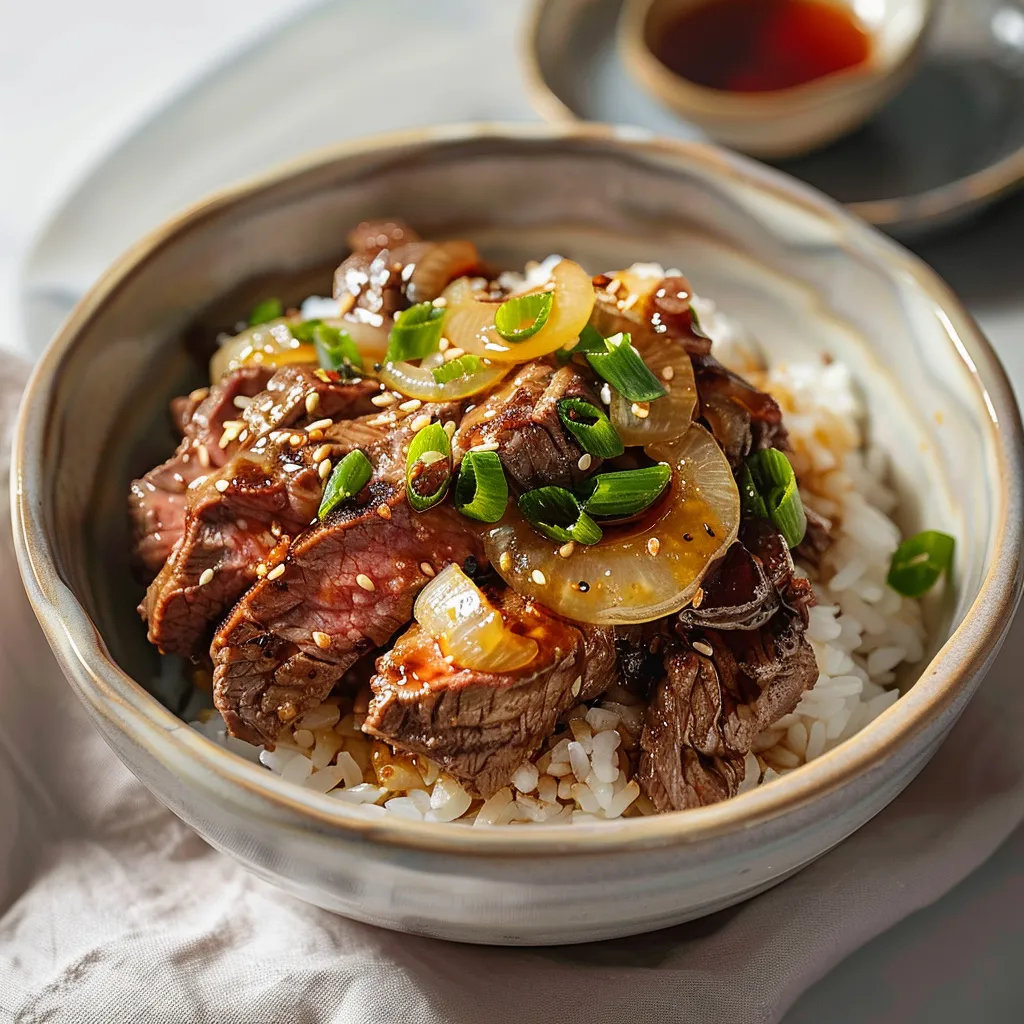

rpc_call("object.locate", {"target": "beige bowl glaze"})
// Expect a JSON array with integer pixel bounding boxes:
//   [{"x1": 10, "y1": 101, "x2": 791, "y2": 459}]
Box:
[
  {"x1": 12, "y1": 123, "x2": 1023, "y2": 944},
  {"x1": 620, "y1": 0, "x2": 936, "y2": 158}
]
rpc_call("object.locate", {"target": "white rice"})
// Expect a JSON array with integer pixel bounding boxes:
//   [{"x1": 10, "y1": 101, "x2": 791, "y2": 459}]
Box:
[{"x1": 191, "y1": 275, "x2": 928, "y2": 824}]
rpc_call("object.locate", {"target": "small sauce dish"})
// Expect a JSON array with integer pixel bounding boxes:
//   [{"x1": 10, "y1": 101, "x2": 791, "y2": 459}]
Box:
[{"x1": 620, "y1": 0, "x2": 937, "y2": 158}]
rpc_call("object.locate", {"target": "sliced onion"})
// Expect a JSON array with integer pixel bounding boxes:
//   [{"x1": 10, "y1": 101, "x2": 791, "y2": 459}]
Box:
[
  {"x1": 414, "y1": 564, "x2": 538, "y2": 672},
  {"x1": 327, "y1": 312, "x2": 390, "y2": 363},
  {"x1": 209, "y1": 318, "x2": 314, "y2": 383},
  {"x1": 378, "y1": 357, "x2": 510, "y2": 401},
  {"x1": 485, "y1": 424, "x2": 739, "y2": 625},
  {"x1": 442, "y1": 259, "x2": 595, "y2": 363}
]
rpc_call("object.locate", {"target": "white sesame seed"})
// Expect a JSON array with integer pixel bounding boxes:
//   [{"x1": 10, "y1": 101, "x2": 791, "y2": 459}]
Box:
[
  {"x1": 306, "y1": 418, "x2": 333, "y2": 432},
  {"x1": 196, "y1": 445, "x2": 211, "y2": 468},
  {"x1": 577, "y1": 453, "x2": 592, "y2": 472},
  {"x1": 693, "y1": 640, "x2": 714, "y2": 657},
  {"x1": 420, "y1": 562, "x2": 435, "y2": 578},
  {"x1": 571, "y1": 675, "x2": 583, "y2": 697},
  {"x1": 662, "y1": 365, "x2": 675, "y2": 381},
  {"x1": 188, "y1": 475, "x2": 209, "y2": 490},
  {"x1": 318, "y1": 459, "x2": 332, "y2": 480},
  {"x1": 433, "y1": 297, "x2": 448, "y2": 309},
  {"x1": 189, "y1": 387, "x2": 210, "y2": 402},
  {"x1": 499, "y1": 552, "x2": 512, "y2": 572},
  {"x1": 305, "y1": 392, "x2": 320, "y2": 415},
  {"x1": 604, "y1": 278, "x2": 622, "y2": 296},
  {"x1": 438, "y1": 337, "x2": 450, "y2": 352},
  {"x1": 443, "y1": 420, "x2": 457, "y2": 438},
  {"x1": 377, "y1": 504, "x2": 392, "y2": 520},
  {"x1": 236, "y1": 518, "x2": 248, "y2": 531},
  {"x1": 198, "y1": 568, "x2": 215, "y2": 586},
  {"x1": 256, "y1": 563, "x2": 268, "y2": 577},
  {"x1": 214, "y1": 479, "x2": 230, "y2": 493},
  {"x1": 410, "y1": 413, "x2": 432, "y2": 432},
  {"x1": 238, "y1": 429, "x2": 249, "y2": 444},
  {"x1": 267, "y1": 564, "x2": 285, "y2": 581},
  {"x1": 483, "y1": 409, "x2": 497, "y2": 419},
  {"x1": 647, "y1": 537, "x2": 661, "y2": 556},
  {"x1": 559, "y1": 542, "x2": 575, "y2": 559},
  {"x1": 443, "y1": 654, "x2": 455, "y2": 665},
  {"x1": 443, "y1": 347, "x2": 466, "y2": 363},
  {"x1": 398, "y1": 399, "x2": 422, "y2": 413},
  {"x1": 371, "y1": 393, "x2": 396, "y2": 407},
  {"x1": 270, "y1": 521, "x2": 282, "y2": 538},
  {"x1": 233, "y1": 395, "x2": 252, "y2": 410},
  {"x1": 366, "y1": 415, "x2": 392, "y2": 428},
  {"x1": 289, "y1": 434, "x2": 304, "y2": 447},
  {"x1": 312, "y1": 630, "x2": 331, "y2": 650},
  {"x1": 356, "y1": 573, "x2": 375, "y2": 592},
  {"x1": 469, "y1": 442, "x2": 500, "y2": 453},
  {"x1": 531, "y1": 569, "x2": 547, "y2": 586},
  {"x1": 621, "y1": 293, "x2": 639, "y2": 311},
  {"x1": 600, "y1": 384, "x2": 612, "y2": 405},
  {"x1": 312, "y1": 444, "x2": 332, "y2": 463},
  {"x1": 631, "y1": 402, "x2": 650, "y2": 419}
]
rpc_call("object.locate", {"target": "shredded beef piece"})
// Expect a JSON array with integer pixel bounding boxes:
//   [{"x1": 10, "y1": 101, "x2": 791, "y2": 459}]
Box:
[{"x1": 364, "y1": 591, "x2": 616, "y2": 796}]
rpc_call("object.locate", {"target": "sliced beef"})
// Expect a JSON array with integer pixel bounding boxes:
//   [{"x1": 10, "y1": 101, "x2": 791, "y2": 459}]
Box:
[
  {"x1": 211, "y1": 403, "x2": 486, "y2": 748},
  {"x1": 139, "y1": 372, "x2": 382, "y2": 657},
  {"x1": 693, "y1": 354, "x2": 787, "y2": 467},
  {"x1": 364, "y1": 591, "x2": 617, "y2": 797},
  {"x1": 453, "y1": 362, "x2": 603, "y2": 491},
  {"x1": 679, "y1": 541, "x2": 779, "y2": 632},
  {"x1": 130, "y1": 366, "x2": 274, "y2": 580}
]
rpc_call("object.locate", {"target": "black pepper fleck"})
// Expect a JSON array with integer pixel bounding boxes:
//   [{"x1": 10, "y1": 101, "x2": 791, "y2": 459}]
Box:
[{"x1": 578, "y1": 580, "x2": 590, "y2": 593}]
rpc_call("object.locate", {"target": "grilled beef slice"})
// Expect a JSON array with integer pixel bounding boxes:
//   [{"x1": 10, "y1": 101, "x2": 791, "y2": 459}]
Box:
[
  {"x1": 130, "y1": 366, "x2": 274, "y2": 580},
  {"x1": 365, "y1": 591, "x2": 617, "y2": 797},
  {"x1": 139, "y1": 369, "x2": 380, "y2": 657},
  {"x1": 211, "y1": 403, "x2": 486, "y2": 748},
  {"x1": 453, "y1": 362, "x2": 603, "y2": 491}
]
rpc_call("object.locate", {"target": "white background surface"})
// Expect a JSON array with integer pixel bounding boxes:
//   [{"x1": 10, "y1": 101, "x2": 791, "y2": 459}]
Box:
[{"x1": 4, "y1": 0, "x2": 1024, "y2": 1019}]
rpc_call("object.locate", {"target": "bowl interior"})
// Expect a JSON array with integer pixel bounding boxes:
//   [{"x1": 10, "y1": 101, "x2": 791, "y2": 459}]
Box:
[{"x1": 35, "y1": 131, "x2": 996, "y2": 743}]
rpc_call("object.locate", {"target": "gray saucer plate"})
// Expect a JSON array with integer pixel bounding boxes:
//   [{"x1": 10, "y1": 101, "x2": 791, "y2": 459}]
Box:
[{"x1": 524, "y1": 0, "x2": 1024, "y2": 238}]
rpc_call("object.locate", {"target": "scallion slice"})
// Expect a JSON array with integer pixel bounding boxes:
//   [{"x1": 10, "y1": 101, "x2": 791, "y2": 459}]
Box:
[
  {"x1": 432, "y1": 353, "x2": 483, "y2": 384},
  {"x1": 494, "y1": 291, "x2": 553, "y2": 342},
  {"x1": 689, "y1": 303, "x2": 711, "y2": 341},
  {"x1": 744, "y1": 448, "x2": 807, "y2": 549},
  {"x1": 455, "y1": 450, "x2": 508, "y2": 523},
  {"x1": 887, "y1": 530, "x2": 954, "y2": 597},
  {"x1": 587, "y1": 332, "x2": 669, "y2": 404},
  {"x1": 310, "y1": 323, "x2": 363, "y2": 372},
  {"x1": 738, "y1": 462, "x2": 768, "y2": 520},
  {"x1": 518, "y1": 487, "x2": 603, "y2": 546},
  {"x1": 558, "y1": 322, "x2": 609, "y2": 364},
  {"x1": 248, "y1": 297, "x2": 283, "y2": 326},
  {"x1": 318, "y1": 449, "x2": 372, "y2": 520},
  {"x1": 557, "y1": 397, "x2": 625, "y2": 458},
  {"x1": 386, "y1": 303, "x2": 446, "y2": 363},
  {"x1": 577, "y1": 464, "x2": 672, "y2": 518},
  {"x1": 406, "y1": 422, "x2": 452, "y2": 512}
]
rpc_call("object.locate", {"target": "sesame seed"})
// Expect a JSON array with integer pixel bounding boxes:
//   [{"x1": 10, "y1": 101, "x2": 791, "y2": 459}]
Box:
[
  {"x1": 631, "y1": 402, "x2": 650, "y2": 419},
  {"x1": 531, "y1": 569, "x2": 547, "y2": 586},
  {"x1": 420, "y1": 562, "x2": 435, "y2": 577},
  {"x1": 577, "y1": 580, "x2": 590, "y2": 593},
  {"x1": 306, "y1": 418, "x2": 333, "y2": 432},
  {"x1": 469, "y1": 442, "x2": 500, "y2": 453},
  {"x1": 196, "y1": 445, "x2": 211, "y2": 468},
  {"x1": 189, "y1": 387, "x2": 210, "y2": 402},
  {"x1": 289, "y1": 434, "x2": 304, "y2": 447},
  {"x1": 433, "y1": 297, "x2": 448, "y2": 308},
  {"x1": 237, "y1": 518, "x2": 248, "y2": 530},
  {"x1": 571, "y1": 676, "x2": 582, "y2": 697},
  {"x1": 189, "y1": 475, "x2": 209, "y2": 490},
  {"x1": 693, "y1": 640, "x2": 714, "y2": 657},
  {"x1": 692, "y1": 587, "x2": 704, "y2": 608},
  {"x1": 499, "y1": 552, "x2": 512, "y2": 572},
  {"x1": 483, "y1": 409, "x2": 497, "y2": 419},
  {"x1": 647, "y1": 537, "x2": 661, "y2": 556},
  {"x1": 238, "y1": 429, "x2": 249, "y2": 443},
  {"x1": 314, "y1": 368, "x2": 331, "y2": 383},
  {"x1": 305, "y1": 392, "x2": 320, "y2": 415},
  {"x1": 267, "y1": 564, "x2": 285, "y2": 581},
  {"x1": 256, "y1": 563, "x2": 268, "y2": 577},
  {"x1": 410, "y1": 413, "x2": 432, "y2": 432},
  {"x1": 198, "y1": 568, "x2": 215, "y2": 586},
  {"x1": 270, "y1": 521, "x2": 282, "y2": 538},
  {"x1": 366, "y1": 415, "x2": 392, "y2": 428},
  {"x1": 443, "y1": 347, "x2": 465, "y2": 363},
  {"x1": 214, "y1": 479, "x2": 230, "y2": 493},
  {"x1": 443, "y1": 420, "x2": 457, "y2": 438},
  {"x1": 600, "y1": 384, "x2": 612, "y2": 405},
  {"x1": 312, "y1": 444, "x2": 332, "y2": 463},
  {"x1": 438, "y1": 337, "x2": 450, "y2": 352},
  {"x1": 577, "y1": 453, "x2": 592, "y2": 472},
  {"x1": 371, "y1": 392, "x2": 396, "y2": 407},
  {"x1": 233, "y1": 395, "x2": 252, "y2": 410},
  {"x1": 356, "y1": 573, "x2": 375, "y2": 592},
  {"x1": 662, "y1": 365, "x2": 675, "y2": 381},
  {"x1": 443, "y1": 654, "x2": 455, "y2": 665},
  {"x1": 318, "y1": 459, "x2": 332, "y2": 480},
  {"x1": 312, "y1": 631, "x2": 331, "y2": 650},
  {"x1": 398, "y1": 399, "x2": 422, "y2": 413},
  {"x1": 621, "y1": 293, "x2": 639, "y2": 311},
  {"x1": 377, "y1": 504, "x2": 392, "y2": 520},
  {"x1": 559, "y1": 542, "x2": 575, "y2": 559},
  {"x1": 277, "y1": 704, "x2": 297, "y2": 723},
  {"x1": 704, "y1": 523, "x2": 716, "y2": 538}
]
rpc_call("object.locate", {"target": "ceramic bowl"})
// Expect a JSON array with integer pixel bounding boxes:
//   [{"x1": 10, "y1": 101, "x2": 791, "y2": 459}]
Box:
[
  {"x1": 12, "y1": 123, "x2": 1023, "y2": 945},
  {"x1": 619, "y1": 0, "x2": 936, "y2": 158}
]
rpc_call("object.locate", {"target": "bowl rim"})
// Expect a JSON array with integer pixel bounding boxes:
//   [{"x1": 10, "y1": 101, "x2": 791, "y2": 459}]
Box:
[
  {"x1": 12, "y1": 120, "x2": 1024, "y2": 857},
  {"x1": 522, "y1": 0, "x2": 1024, "y2": 232}
]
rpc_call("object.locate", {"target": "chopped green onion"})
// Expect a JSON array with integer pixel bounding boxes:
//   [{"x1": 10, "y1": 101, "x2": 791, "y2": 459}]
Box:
[
  {"x1": 455, "y1": 450, "x2": 508, "y2": 523},
  {"x1": 689, "y1": 303, "x2": 711, "y2": 340},
  {"x1": 494, "y1": 291, "x2": 553, "y2": 342},
  {"x1": 744, "y1": 448, "x2": 807, "y2": 548},
  {"x1": 558, "y1": 322, "x2": 609, "y2": 364},
  {"x1": 557, "y1": 397, "x2": 624, "y2": 458},
  {"x1": 318, "y1": 449, "x2": 372, "y2": 520},
  {"x1": 519, "y1": 487, "x2": 603, "y2": 546},
  {"x1": 386, "y1": 303, "x2": 446, "y2": 363},
  {"x1": 887, "y1": 530, "x2": 954, "y2": 597},
  {"x1": 310, "y1": 323, "x2": 363, "y2": 372},
  {"x1": 738, "y1": 462, "x2": 768, "y2": 520},
  {"x1": 587, "y1": 332, "x2": 669, "y2": 403},
  {"x1": 432, "y1": 353, "x2": 483, "y2": 384},
  {"x1": 406, "y1": 422, "x2": 452, "y2": 512},
  {"x1": 577, "y1": 464, "x2": 672, "y2": 518},
  {"x1": 248, "y1": 297, "x2": 283, "y2": 326}
]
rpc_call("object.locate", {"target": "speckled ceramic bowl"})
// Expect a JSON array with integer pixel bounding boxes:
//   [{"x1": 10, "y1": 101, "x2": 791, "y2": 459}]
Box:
[{"x1": 12, "y1": 124, "x2": 1023, "y2": 944}]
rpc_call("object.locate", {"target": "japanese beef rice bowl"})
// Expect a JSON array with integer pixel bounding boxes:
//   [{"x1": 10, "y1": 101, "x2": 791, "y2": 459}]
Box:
[{"x1": 132, "y1": 218, "x2": 950, "y2": 826}]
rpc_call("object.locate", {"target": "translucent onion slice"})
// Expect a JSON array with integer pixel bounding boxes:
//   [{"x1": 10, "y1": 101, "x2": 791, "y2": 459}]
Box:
[
  {"x1": 378, "y1": 357, "x2": 511, "y2": 402},
  {"x1": 209, "y1": 318, "x2": 315, "y2": 383},
  {"x1": 485, "y1": 424, "x2": 739, "y2": 625},
  {"x1": 442, "y1": 259, "x2": 595, "y2": 363},
  {"x1": 414, "y1": 564, "x2": 539, "y2": 672}
]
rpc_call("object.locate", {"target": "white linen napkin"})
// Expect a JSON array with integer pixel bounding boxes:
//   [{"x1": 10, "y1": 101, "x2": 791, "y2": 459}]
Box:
[{"x1": 1, "y1": 356, "x2": 1022, "y2": 1024}]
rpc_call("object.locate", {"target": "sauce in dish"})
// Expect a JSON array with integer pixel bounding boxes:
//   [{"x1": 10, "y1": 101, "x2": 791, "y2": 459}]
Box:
[{"x1": 651, "y1": 0, "x2": 872, "y2": 93}]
